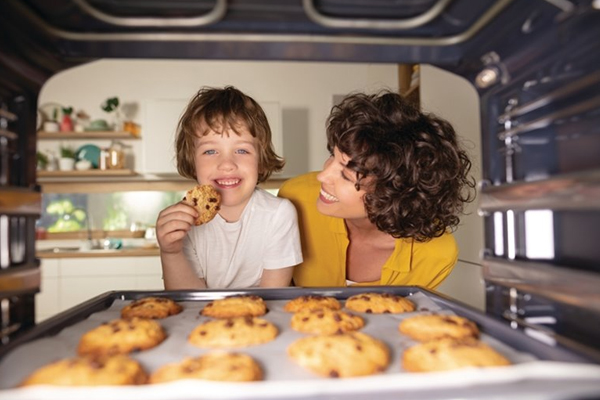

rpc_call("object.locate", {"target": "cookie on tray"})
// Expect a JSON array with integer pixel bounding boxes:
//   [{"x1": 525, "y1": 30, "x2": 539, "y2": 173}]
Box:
[
  {"x1": 200, "y1": 295, "x2": 267, "y2": 318},
  {"x1": 184, "y1": 184, "x2": 221, "y2": 225},
  {"x1": 77, "y1": 317, "x2": 166, "y2": 356},
  {"x1": 399, "y1": 314, "x2": 479, "y2": 342},
  {"x1": 290, "y1": 308, "x2": 364, "y2": 335},
  {"x1": 287, "y1": 332, "x2": 390, "y2": 378},
  {"x1": 402, "y1": 338, "x2": 511, "y2": 372},
  {"x1": 345, "y1": 292, "x2": 415, "y2": 314},
  {"x1": 283, "y1": 295, "x2": 341, "y2": 312},
  {"x1": 150, "y1": 351, "x2": 263, "y2": 383},
  {"x1": 121, "y1": 296, "x2": 183, "y2": 319},
  {"x1": 188, "y1": 316, "x2": 278, "y2": 348},
  {"x1": 20, "y1": 355, "x2": 148, "y2": 386}
]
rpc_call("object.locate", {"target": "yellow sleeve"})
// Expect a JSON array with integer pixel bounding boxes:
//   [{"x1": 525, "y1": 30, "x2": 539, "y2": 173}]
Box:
[{"x1": 410, "y1": 233, "x2": 458, "y2": 289}]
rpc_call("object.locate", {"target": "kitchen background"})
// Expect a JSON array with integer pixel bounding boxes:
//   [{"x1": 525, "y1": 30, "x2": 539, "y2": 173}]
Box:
[{"x1": 34, "y1": 59, "x2": 484, "y2": 321}]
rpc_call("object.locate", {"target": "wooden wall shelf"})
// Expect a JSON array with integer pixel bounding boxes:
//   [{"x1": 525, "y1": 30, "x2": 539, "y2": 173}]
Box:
[
  {"x1": 37, "y1": 131, "x2": 139, "y2": 139},
  {"x1": 37, "y1": 169, "x2": 137, "y2": 178}
]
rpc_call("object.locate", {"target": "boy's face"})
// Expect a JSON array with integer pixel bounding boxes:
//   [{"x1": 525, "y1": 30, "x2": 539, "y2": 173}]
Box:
[{"x1": 194, "y1": 120, "x2": 259, "y2": 222}]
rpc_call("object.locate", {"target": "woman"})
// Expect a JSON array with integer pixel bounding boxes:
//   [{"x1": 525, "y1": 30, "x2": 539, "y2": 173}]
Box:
[{"x1": 278, "y1": 90, "x2": 475, "y2": 288}]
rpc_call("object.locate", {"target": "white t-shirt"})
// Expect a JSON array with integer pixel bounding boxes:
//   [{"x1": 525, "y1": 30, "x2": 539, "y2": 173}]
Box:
[{"x1": 182, "y1": 188, "x2": 303, "y2": 288}]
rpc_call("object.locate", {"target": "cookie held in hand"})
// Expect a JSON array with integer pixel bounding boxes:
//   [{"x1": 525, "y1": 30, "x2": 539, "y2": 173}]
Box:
[{"x1": 184, "y1": 184, "x2": 221, "y2": 225}]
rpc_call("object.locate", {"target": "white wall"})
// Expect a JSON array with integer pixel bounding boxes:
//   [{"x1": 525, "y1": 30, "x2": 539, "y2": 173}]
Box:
[
  {"x1": 38, "y1": 59, "x2": 398, "y2": 177},
  {"x1": 420, "y1": 64, "x2": 485, "y2": 311}
]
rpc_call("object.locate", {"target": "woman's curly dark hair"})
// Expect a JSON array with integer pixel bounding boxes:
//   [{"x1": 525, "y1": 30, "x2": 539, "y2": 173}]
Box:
[
  {"x1": 176, "y1": 85, "x2": 284, "y2": 183},
  {"x1": 326, "y1": 90, "x2": 476, "y2": 241}
]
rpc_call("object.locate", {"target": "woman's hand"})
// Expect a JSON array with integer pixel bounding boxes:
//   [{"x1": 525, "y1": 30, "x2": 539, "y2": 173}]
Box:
[{"x1": 156, "y1": 201, "x2": 198, "y2": 254}]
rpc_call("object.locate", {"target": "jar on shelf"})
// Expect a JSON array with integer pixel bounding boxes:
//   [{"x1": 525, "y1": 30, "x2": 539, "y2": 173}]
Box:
[{"x1": 107, "y1": 141, "x2": 125, "y2": 169}]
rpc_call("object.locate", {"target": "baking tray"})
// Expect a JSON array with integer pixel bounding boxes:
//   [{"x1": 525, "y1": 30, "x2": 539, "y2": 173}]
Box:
[{"x1": 1, "y1": 286, "x2": 600, "y2": 400}]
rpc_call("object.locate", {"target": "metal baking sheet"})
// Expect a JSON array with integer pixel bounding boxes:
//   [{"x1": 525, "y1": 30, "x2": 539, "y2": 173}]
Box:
[{"x1": 1, "y1": 287, "x2": 600, "y2": 400}]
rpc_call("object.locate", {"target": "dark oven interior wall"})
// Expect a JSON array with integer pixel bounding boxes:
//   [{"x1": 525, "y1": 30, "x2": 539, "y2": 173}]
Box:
[
  {"x1": 475, "y1": 3, "x2": 600, "y2": 356},
  {"x1": 1, "y1": 0, "x2": 600, "y2": 356}
]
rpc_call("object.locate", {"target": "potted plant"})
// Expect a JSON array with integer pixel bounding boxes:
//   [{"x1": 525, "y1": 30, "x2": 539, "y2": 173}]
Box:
[
  {"x1": 58, "y1": 145, "x2": 76, "y2": 171},
  {"x1": 36, "y1": 151, "x2": 48, "y2": 170},
  {"x1": 60, "y1": 106, "x2": 74, "y2": 132},
  {"x1": 42, "y1": 108, "x2": 60, "y2": 132},
  {"x1": 101, "y1": 96, "x2": 122, "y2": 131}
]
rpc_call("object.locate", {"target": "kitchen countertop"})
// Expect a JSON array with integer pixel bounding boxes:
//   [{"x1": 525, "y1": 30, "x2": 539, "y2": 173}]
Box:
[
  {"x1": 36, "y1": 239, "x2": 159, "y2": 258},
  {"x1": 36, "y1": 247, "x2": 159, "y2": 258}
]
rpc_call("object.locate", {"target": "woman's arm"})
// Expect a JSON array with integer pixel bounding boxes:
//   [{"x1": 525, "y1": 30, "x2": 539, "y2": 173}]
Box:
[{"x1": 259, "y1": 267, "x2": 294, "y2": 287}]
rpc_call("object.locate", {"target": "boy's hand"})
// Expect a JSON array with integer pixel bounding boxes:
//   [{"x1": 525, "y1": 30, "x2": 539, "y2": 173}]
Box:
[{"x1": 156, "y1": 201, "x2": 198, "y2": 254}]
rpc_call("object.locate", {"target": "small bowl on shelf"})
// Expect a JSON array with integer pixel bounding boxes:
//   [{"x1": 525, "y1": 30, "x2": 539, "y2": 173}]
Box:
[{"x1": 75, "y1": 159, "x2": 92, "y2": 171}]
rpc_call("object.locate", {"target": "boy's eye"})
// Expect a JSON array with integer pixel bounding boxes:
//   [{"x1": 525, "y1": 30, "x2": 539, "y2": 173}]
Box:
[
  {"x1": 236, "y1": 149, "x2": 251, "y2": 154},
  {"x1": 203, "y1": 149, "x2": 216, "y2": 155}
]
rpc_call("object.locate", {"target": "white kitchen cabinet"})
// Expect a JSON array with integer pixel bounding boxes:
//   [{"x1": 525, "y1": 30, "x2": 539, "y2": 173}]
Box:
[
  {"x1": 36, "y1": 256, "x2": 162, "y2": 323},
  {"x1": 35, "y1": 259, "x2": 60, "y2": 323}
]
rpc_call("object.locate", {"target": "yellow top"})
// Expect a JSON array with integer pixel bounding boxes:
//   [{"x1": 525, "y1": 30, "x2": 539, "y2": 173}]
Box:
[{"x1": 278, "y1": 172, "x2": 458, "y2": 289}]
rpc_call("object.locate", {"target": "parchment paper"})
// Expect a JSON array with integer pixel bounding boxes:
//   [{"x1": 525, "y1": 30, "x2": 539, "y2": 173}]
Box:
[{"x1": 1, "y1": 292, "x2": 598, "y2": 399}]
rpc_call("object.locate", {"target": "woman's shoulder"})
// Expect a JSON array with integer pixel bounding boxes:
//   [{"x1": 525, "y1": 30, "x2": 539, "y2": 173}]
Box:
[
  {"x1": 411, "y1": 233, "x2": 458, "y2": 257},
  {"x1": 278, "y1": 172, "x2": 320, "y2": 200},
  {"x1": 253, "y1": 187, "x2": 296, "y2": 213}
]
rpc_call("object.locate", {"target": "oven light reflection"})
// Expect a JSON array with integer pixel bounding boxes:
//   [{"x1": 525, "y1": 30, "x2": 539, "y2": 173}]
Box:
[
  {"x1": 524, "y1": 210, "x2": 555, "y2": 259},
  {"x1": 494, "y1": 212, "x2": 504, "y2": 257}
]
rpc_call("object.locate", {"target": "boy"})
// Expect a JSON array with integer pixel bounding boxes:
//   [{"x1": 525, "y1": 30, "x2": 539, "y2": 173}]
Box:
[{"x1": 156, "y1": 86, "x2": 302, "y2": 289}]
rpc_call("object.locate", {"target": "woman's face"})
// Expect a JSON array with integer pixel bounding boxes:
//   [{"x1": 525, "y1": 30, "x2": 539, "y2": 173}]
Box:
[{"x1": 316, "y1": 147, "x2": 368, "y2": 220}]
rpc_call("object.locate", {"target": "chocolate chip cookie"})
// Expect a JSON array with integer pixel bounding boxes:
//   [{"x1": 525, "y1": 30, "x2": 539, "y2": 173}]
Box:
[
  {"x1": 290, "y1": 308, "x2": 364, "y2": 335},
  {"x1": 399, "y1": 314, "x2": 479, "y2": 342},
  {"x1": 402, "y1": 338, "x2": 511, "y2": 372},
  {"x1": 287, "y1": 332, "x2": 390, "y2": 378},
  {"x1": 284, "y1": 295, "x2": 341, "y2": 312},
  {"x1": 188, "y1": 316, "x2": 278, "y2": 348},
  {"x1": 77, "y1": 317, "x2": 166, "y2": 356},
  {"x1": 121, "y1": 297, "x2": 183, "y2": 320},
  {"x1": 20, "y1": 355, "x2": 148, "y2": 386},
  {"x1": 200, "y1": 295, "x2": 267, "y2": 318},
  {"x1": 184, "y1": 184, "x2": 221, "y2": 225},
  {"x1": 150, "y1": 351, "x2": 263, "y2": 383},
  {"x1": 345, "y1": 292, "x2": 415, "y2": 314}
]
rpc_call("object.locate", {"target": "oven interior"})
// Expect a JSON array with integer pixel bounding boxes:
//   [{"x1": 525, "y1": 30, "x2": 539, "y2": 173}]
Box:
[{"x1": 1, "y1": 0, "x2": 599, "y2": 363}]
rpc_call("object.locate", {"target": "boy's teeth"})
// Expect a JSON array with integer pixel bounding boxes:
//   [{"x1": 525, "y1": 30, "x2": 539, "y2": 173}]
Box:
[
  {"x1": 217, "y1": 179, "x2": 239, "y2": 186},
  {"x1": 321, "y1": 189, "x2": 338, "y2": 202}
]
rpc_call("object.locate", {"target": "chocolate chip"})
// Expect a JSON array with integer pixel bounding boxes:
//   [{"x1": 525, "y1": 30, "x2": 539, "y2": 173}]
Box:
[
  {"x1": 329, "y1": 370, "x2": 339, "y2": 378},
  {"x1": 209, "y1": 198, "x2": 218, "y2": 203}
]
